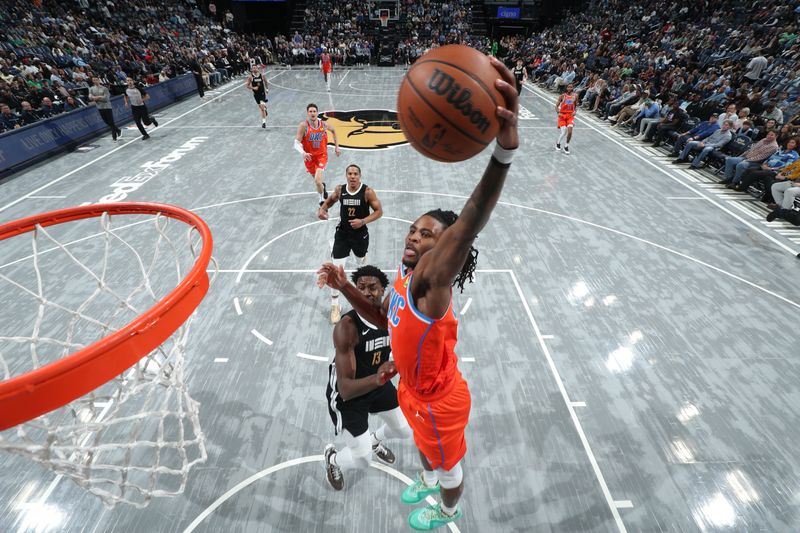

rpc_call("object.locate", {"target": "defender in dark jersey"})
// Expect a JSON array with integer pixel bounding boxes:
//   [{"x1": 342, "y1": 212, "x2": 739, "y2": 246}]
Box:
[
  {"x1": 324, "y1": 265, "x2": 411, "y2": 491},
  {"x1": 512, "y1": 59, "x2": 528, "y2": 94},
  {"x1": 318, "y1": 164, "x2": 383, "y2": 324},
  {"x1": 245, "y1": 65, "x2": 269, "y2": 128}
]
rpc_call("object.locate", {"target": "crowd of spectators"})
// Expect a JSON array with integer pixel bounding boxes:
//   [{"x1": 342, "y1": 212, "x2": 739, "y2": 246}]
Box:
[
  {"x1": 0, "y1": 0, "x2": 263, "y2": 132},
  {"x1": 489, "y1": 0, "x2": 800, "y2": 221}
]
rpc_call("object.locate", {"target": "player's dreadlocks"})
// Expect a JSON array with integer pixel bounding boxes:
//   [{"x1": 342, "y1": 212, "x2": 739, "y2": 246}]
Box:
[
  {"x1": 425, "y1": 209, "x2": 479, "y2": 293},
  {"x1": 351, "y1": 265, "x2": 390, "y2": 288}
]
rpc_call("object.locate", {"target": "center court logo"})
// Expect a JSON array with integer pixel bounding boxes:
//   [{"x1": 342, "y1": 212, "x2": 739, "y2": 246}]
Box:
[
  {"x1": 87, "y1": 136, "x2": 208, "y2": 204},
  {"x1": 319, "y1": 110, "x2": 409, "y2": 150}
]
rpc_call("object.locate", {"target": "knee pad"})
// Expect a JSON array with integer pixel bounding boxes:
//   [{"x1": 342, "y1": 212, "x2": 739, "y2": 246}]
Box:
[
  {"x1": 435, "y1": 461, "x2": 463, "y2": 489},
  {"x1": 355, "y1": 254, "x2": 368, "y2": 266}
]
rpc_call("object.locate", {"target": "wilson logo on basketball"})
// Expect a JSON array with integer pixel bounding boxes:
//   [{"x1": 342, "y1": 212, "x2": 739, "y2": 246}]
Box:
[
  {"x1": 426, "y1": 69, "x2": 491, "y2": 134},
  {"x1": 319, "y1": 110, "x2": 409, "y2": 150}
]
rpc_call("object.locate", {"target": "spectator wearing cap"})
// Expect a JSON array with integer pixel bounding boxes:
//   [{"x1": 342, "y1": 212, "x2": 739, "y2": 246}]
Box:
[
  {"x1": 673, "y1": 119, "x2": 735, "y2": 168},
  {"x1": 670, "y1": 113, "x2": 720, "y2": 156},
  {"x1": 722, "y1": 130, "x2": 779, "y2": 185}
]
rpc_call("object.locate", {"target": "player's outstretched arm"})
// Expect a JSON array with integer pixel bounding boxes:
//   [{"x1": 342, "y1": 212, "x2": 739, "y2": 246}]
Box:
[
  {"x1": 317, "y1": 264, "x2": 389, "y2": 328},
  {"x1": 416, "y1": 57, "x2": 519, "y2": 292},
  {"x1": 294, "y1": 122, "x2": 312, "y2": 161},
  {"x1": 333, "y1": 317, "x2": 395, "y2": 401},
  {"x1": 244, "y1": 75, "x2": 253, "y2": 90}
]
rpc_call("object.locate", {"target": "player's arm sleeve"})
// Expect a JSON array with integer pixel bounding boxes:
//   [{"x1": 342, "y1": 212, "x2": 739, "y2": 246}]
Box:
[{"x1": 294, "y1": 124, "x2": 306, "y2": 153}]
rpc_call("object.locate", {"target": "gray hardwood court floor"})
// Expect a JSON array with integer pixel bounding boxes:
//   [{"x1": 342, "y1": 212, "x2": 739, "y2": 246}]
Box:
[{"x1": 1, "y1": 66, "x2": 800, "y2": 533}]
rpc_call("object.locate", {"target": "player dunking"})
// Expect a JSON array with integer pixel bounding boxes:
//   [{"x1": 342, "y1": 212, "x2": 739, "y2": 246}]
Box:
[
  {"x1": 555, "y1": 83, "x2": 576, "y2": 155},
  {"x1": 512, "y1": 59, "x2": 528, "y2": 94},
  {"x1": 294, "y1": 103, "x2": 341, "y2": 206},
  {"x1": 320, "y1": 48, "x2": 333, "y2": 91},
  {"x1": 318, "y1": 57, "x2": 518, "y2": 531},
  {"x1": 323, "y1": 265, "x2": 412, "y2": 491},
  {"x1": 245, "y1": 65, "x2": 269, "y2": 128},
  {"x1": 319, "y1": 164, "x2": 383, "y2": 324}
]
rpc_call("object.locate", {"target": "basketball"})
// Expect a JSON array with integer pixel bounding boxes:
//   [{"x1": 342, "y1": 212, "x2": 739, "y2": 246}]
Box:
[{"x1": 397, "y1": 45, "x2": 504, "y2": 163}]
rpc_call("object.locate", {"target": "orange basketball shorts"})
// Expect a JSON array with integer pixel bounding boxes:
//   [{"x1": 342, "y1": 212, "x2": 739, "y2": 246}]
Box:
[
  {"x1": 397, "y1": 376, "x2": 471, "y2": 471},
  {"x1": 558, "y1": 113, "x2": 575, "y2": 128},
  {"x1": 304, "y1": 152, "x2": 328, "y2": 175}
]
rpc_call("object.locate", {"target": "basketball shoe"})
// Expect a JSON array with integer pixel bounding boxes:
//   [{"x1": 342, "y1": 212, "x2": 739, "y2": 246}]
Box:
[{"x1": 408, "y1": 503, "x2": 462, "y2": 531}]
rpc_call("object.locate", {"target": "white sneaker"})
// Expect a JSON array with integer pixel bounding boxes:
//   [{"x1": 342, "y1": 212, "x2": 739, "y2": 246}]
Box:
[
  {"x1": 330, "y1": 304, "x2": 341, "y2": 324},
  {"x1": 563, "y1": 146, "x2": 571, "y2": 155}
]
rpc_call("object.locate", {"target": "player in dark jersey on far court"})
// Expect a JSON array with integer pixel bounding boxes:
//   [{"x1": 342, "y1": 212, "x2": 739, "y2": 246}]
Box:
[
  {"x1": 555, "y1": 83, "x2": 577, "y2": 155},
  {"x1": 318, "y1": 56, "x2": 518, "y2": 530},
  {"x1": 512, "y1": 59, "x2": 528, "y2": 94},
  {"x1": 245, "y1": 64, "x2": 269, "y2": 128},
  {"x1": 324, "y1": 265, "x2": 412, "y2": 491},
  {"x1": 295, "y1": 103, "x2": 340, "y2": 206},
  {"x1": 320, "y1": 47, "x2": 333, "y2": 91},
  {"x1": 319, "y1": 164, "x2": 383, "y2": 324}
]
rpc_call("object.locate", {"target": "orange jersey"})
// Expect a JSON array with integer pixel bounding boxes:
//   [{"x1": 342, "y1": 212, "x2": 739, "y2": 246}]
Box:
[
  {"x1": 301, "y1": 119, "x2": 328, "y2": 155},
  {"x1": 559, "y1": 93, "x2": 576, "y2": 115},
  {"x1": 321, "y1": 53, "x2": 332, "y2": 72},
  {"x1": 387, "y1": 264, "x2": 459, "y2": 401}
]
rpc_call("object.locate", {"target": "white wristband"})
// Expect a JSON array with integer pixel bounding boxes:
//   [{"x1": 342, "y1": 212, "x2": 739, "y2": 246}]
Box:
[
  {"x1": 492, "y1": 143, "x2": 516, "y2": 165},
  {"x1": 293, "y1": 138, "x2": 305, "y2": 155}
]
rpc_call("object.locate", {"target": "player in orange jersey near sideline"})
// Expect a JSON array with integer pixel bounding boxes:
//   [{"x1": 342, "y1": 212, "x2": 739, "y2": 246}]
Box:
[
  {"x1": 317, "y1": 56, "x2": 518, "y2": 531},
  {"x1": 321, "y1": 48, "x2": 333, "y2": 91},
  {"x1": 294, "y1": 102, "x2": 340, "y2": 206},
  {"x1": 555, "y1": 83, "x2": 577, "y2": 155}
]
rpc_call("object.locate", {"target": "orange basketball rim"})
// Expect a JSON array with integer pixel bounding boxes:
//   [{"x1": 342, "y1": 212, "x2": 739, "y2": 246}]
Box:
[{"x1": 0, "y1": 202, "x2": 213, "y2": 431}]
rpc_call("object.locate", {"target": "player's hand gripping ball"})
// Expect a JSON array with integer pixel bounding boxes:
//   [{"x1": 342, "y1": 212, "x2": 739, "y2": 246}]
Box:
[{"x1": 397, "y1": 45, "x2": 505, "y2": 162}]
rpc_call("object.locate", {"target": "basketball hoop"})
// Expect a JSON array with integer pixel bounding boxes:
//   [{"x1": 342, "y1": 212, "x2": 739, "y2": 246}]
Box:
[
  {"x1": 0, "y1": 202, "x2": 214, "y2": 507},
  {"x1": 379, "y1": 8, "x2": 389, "y2": 28}
]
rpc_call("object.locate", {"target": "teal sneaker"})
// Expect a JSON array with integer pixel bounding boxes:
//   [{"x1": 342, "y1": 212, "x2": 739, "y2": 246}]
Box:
[
  {"x1": 401, "y1": 473, "x2": 440, "y2": 504},
  {"x1": 408, "y1": 503, "x2": 462, "y2": 531}
]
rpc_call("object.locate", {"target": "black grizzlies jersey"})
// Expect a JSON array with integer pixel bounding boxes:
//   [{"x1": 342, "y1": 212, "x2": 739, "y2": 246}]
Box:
[
  {"x1": 336, "y1": 310, "x2": 391, "y2": 382},
  {"x1": 338, "y1": 183, "x2": 371, "y2": 233},
  {"x1": 251, "y1": 71, "x2": 266, "y2": 96}
]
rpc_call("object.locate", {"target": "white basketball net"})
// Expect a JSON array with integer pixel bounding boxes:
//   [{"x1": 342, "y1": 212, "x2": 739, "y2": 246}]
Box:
[{"x1": 0, "y1": 211, "x2": 210, "y2": 508}]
